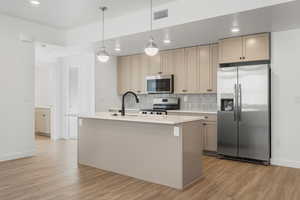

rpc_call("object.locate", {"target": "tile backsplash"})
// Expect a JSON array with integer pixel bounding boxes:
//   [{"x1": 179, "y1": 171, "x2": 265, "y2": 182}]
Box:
[{"x1": 120, "y1": 93, "x2": 217, "y2": 112}]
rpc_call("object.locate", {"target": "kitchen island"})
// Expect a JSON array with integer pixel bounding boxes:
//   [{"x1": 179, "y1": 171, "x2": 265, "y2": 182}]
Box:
[{"x1": 78, "y1": 112, "x2": 204, "y2": 189}]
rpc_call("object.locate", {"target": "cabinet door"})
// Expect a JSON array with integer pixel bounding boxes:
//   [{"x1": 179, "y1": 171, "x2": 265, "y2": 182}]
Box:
[
  {"x1": 243, "y1": 33, "x2": 270, "y2": 62},
  {"x1": 172, "y1": 49, "x2": 186, "y2": 94},
  {"x1": 117, "y1": 56, "x2": 132, "y2": 94},
  {"x1": 160, "y1": 50, "x2": 174, "y2": 74},
  {"x1": 140, "y1": 54, "x2": 149, "y2": 94},
  {"x1": 199, "y1": 45, "x2": 210, "y2": 93},
  {"x1": 148, "y1": 54, "x2": 161, "y2": 75},
  {"x1": 203, "y1": 122, "x2": 217, "y2": 152},
  {"x1": 219, "y1": 37, "x2": 243, "y2": 64},
  {"x1": 131, "y1": 55, "x2": 142, "y2": 94},
  {"x1": 185, "y1": 47, "x2": 199, "y2": 93},
  {"x1": 209, "y1": 44, "x2": 218, "y2": 93}
]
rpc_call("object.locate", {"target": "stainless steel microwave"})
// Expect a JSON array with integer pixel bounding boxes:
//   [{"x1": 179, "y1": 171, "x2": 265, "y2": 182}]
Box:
[{"x1": 146, "y1": 74, "x2": 174, "y2": 94}]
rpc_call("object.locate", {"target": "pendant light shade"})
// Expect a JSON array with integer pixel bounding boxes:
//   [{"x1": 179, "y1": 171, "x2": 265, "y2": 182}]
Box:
[
  {"x1": 144, "y1": 37, "x2": 159, "y2": 56},
  {"x1": 144, "y1": 0, "x2": 159, "y2": 57},
  {"x1": 97, "y1": 7, "x2": 110, "y2": 63},
  {"x1": 97, "y1": 47, "x2": 110, "y2": 63}
]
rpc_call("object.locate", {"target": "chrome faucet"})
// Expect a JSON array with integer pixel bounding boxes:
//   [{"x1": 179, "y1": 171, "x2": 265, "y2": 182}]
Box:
[{"x1": 121, "y1": 91, "x2": 139, "y2": 116}]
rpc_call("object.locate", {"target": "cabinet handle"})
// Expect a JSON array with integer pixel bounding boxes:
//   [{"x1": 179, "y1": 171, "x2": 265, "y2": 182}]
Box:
[
  {"x1": 203, "y1": 123, "x2": 207, "y2": 126},
  {"x1": 158, "y1": 72, "x2": 162, "y2": 74},
  {"x1": 182, "y1": 89, "x2": 187, "y2": 92},
  {"x1": 207, "y1": 89, "x2": 213, "y2": 92},
  {"x1": 243, "y1": 56, "x2": 246, "y2": 59},
  {"x1": 204, "y1": 116, "x2": 208, "y2": 119},
  {"x1": 137, "y1": 90, "x2": 141, "y2": 93},
  {"x1": 240, "y1": 57, "x2": 242, "y2": 60}
]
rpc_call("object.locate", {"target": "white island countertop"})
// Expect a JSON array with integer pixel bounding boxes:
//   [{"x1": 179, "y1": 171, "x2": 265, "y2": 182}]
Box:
[{"x1": 79, "y1": 112, "x2": 204, "y2": 125}]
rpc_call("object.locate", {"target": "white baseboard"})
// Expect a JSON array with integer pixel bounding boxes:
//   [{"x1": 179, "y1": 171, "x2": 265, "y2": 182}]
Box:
[
  {"x1": 271, "y1": 158, "x2": 300, "y2": 169},
  {"x1": 0, "y1": 149, "x2": 36, "y2": 162}
]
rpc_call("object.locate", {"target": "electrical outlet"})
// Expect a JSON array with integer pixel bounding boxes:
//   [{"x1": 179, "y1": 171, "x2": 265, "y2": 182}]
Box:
[
  {"x1": 183, "y1": 95, "x2": 188, "y2": 102},
  {"x1": 294, "y1": 96, "x2": 300, "y2": 104},
  {"x1": 174, "y1": 127, "x2": 180, "y2": 137}
]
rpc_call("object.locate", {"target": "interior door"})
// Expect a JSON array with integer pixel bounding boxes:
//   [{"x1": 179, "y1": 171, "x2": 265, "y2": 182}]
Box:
[
  {"x1": 217, "y1": 67, "x2": 238, "y2": 157},
  {"x1": 238, "y1": 65, "x2": 270, "y2": 161}
]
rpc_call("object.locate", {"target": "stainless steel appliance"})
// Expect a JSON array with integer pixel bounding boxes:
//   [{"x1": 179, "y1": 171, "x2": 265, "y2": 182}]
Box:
[
  {"x1": 146, "y1": 75, "x2": 174, "y2": 94},
  {"x1": 140, "y1": 97, "x2": 179, "y2": 115},
  {"x1": 217, "y1": 64, "x2": 270, "y2": 164}
]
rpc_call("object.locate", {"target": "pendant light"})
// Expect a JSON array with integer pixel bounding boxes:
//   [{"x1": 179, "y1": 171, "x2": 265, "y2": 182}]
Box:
[
  {"x1": 97, "y1": 7, "x2": 110, "y2": 63},
  {"x1": 144, "y1": 0, "x2": 159, "y2": 56}
]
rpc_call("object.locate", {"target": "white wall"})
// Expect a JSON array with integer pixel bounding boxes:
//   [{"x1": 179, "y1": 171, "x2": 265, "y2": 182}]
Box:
[
  {"x1": 0, "y1": 13, "x2": 66, "y2": 161},
  {"x1": 0, "y1": 13, "x2": 65, "y2": 45},
  {"x1": 0, "y1": 23, "x2": 35, "y2": 161},
  {"x1": 95, "y1": 56, "x2": 120, "y2": 112},
  {"x1": 60, "y1": 53, "x2": 95, "y2": 139},
  {"x1": 271, "y1": 28, "x2": 300, "y2": 168},
  {"x1": 66, "y1": 0, "x2": 292, "y2": 45},
  {"x1": 35, "y1": 62, "x2": 57, "y2": 107}
]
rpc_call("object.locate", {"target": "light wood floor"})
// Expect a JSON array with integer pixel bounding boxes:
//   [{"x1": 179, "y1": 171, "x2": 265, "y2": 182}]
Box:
[{"x1": 1, "y1": 136, "x2": 300, "y2": 200}]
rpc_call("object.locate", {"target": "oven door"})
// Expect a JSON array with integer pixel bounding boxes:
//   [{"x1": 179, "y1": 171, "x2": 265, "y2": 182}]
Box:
[{"x1": 146, "y1": 75, "x2": 173, "y2": 94}]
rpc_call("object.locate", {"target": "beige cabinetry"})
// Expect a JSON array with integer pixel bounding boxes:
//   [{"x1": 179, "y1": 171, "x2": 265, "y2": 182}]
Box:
[
  {"x1": 219, "y1": 33, "x2": 270, "y2": 64},
  {"x1": 117, "y1": 56, "x2": 132, "y2": 94},
  {"x1": 170, "y1": 49, "x2": 186, "y2": 93},
  {"x1": 242, "y1": 33, "x2": 270, "y2": 62},
  {"x1": 168, "y1": 112, "x2": 218, "y2": 153},
  {"x1": 202, "y1": 121, "x2": 217, "y2": 152},
  {"x1": 160, "y1": 50, "x2": 174, "y2": 75},
  {"x1": 131, "y1": 54, "x2": 142, "y2": 94},
  {"x1": 148, "y1": 54, "x2": 161, "y2": 75},
  {"x1": 184, "y1": 47, "x2": 199, "y2": 93},
  {"x1": 183, "y1": 45, "x2": 218, "y2": 94},
  {"x1": 219, "y1": 37, "x2": 243, "y2": 63},
  {"x1": 198, "y1": 45, "x2": 210, "y2": 93}
]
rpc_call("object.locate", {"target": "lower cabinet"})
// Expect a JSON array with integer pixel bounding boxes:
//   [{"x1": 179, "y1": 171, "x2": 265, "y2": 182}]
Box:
[
  {"x1": 168, "y1": 112, "x2": 217, "y2": 153},
  {"x1": 202, "y1": 121, "x2": 217, "y2": 152}
]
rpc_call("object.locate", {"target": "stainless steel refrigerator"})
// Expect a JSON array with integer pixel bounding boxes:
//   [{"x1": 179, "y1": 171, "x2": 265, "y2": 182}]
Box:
[{"x1": 217, "y1": 64, "x2": 270, "y2": 163}]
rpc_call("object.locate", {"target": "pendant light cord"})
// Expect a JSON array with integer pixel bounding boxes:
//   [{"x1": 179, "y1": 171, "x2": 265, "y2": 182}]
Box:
[
  {"x1": 102, "y1": 8, "x2": 105, "y2": 48},
  {"x1": 150, "y1": 0, "x2": 153, "y2": 35}
]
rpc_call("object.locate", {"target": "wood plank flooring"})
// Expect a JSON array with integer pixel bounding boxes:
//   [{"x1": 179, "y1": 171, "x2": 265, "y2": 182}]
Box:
[{"x1": 1, "y1": 136, "x2": 300, "y2": 200}]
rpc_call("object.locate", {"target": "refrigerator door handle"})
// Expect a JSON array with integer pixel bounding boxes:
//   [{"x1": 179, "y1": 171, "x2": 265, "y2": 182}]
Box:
[
  {"x1": 239, "y1": 84, "x2": 242, "y2": 121},
  {"x1": 234, "y1": 84, "x2": 238, "y2": 121}
]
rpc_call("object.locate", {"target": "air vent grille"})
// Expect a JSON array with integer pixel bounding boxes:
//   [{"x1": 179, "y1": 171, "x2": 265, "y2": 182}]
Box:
[{"x1": 154, "y1": 9, "x2": 168, "y2": 20}]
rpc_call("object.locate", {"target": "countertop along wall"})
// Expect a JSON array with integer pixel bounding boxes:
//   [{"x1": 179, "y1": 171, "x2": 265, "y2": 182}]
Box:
[{"x1": 271, "y1": 28, "x2": 300, "y2": 168}]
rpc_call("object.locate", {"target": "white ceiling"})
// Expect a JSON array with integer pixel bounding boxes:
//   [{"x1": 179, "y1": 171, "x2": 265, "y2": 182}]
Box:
[
  {"x1": 0, "y1": 0, "x2": 175, "y2": 29},
  {"x1": 97, "y1": 0, "x2": 300, "y2": 56}
]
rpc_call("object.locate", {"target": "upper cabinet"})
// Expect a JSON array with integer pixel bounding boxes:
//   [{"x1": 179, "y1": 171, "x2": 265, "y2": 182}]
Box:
[
  {"x1": 219, "y1": 37, "x2": 243, "y2": 64},
  {"x1": 117, "y1": 55, "x2": 146, "y2": 95},
  {"x1": 117, "y1": 33, "x2": 270, "y2": 95},
  {"x1": 117, "y1": 56, "x2": 132, "y2": 94},
  {"x1": 219, "y1": 33, "x2": 270, "y2": 64},
  {"x1": 148, "y1": 54, "x2": 161, "y2": 75},
  {"x1": 243, "y1": 34, "x2": 270, "y2": 62}
]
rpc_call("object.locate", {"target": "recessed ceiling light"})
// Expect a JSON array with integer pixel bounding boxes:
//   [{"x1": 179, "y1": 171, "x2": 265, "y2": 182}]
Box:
[
  {"x1": 163, "y1": 39, "x2": 171, "y2": 44},
  {"x1": 29, "y1": 0, "x2": 41, "y2": 7},
  {"x1": 115, "y1": 47, "x2": 121, "y2": 52},
  {"x1": 231, "y1": 27, "x2": 240, "y2": 33}
]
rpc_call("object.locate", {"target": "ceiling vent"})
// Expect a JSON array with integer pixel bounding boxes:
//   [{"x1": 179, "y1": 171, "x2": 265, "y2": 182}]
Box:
[{"x1": 154, "y1": 9, "x2": 168, "y2": 20}]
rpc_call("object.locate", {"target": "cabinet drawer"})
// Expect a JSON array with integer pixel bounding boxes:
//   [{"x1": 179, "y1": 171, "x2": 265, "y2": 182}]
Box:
[{"x1": 168, "y1": 112, "x2": 217, "y2": 122}]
